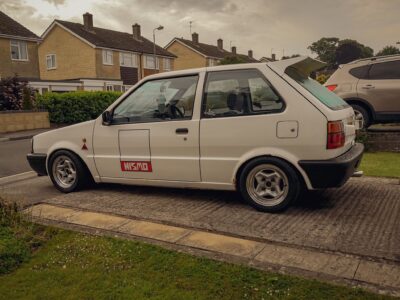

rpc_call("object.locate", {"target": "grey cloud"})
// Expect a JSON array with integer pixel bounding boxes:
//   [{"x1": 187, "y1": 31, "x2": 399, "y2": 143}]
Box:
[{"x1": 43, "y1": 0, "x2": 66, "y2": 6}]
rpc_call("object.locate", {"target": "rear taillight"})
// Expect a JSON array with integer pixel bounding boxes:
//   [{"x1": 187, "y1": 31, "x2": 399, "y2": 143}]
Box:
[
  {"x1": 327, "y1": 121, "x2": 345, "y2": 149},
  {"x1": 326, "y1": 84, "x2": 337, "y2": 91}
]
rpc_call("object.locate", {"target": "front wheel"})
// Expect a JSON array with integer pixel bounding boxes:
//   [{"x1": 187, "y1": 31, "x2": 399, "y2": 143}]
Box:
[
  {"x1": 48, "y1": 150, "x2": 91, "y2": 193},
  {"x1": 239, "y1": 157, "x2": 301, "y2": 212}
]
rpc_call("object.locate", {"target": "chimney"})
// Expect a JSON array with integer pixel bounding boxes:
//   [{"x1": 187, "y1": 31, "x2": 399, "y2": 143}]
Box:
[
  {"x1": 271, "y1": 53, "x2": 276, "y2": 61},
  {"x1": 132, "y1": 23, "x2": 141, "y2": 40},
  {"x1": 192, "y1": 32, "x2": 199, "y2": 44},
  {"x1": 248, "y1": 50, "x2": 253, "y2": 58},
  {"x1": 217, "y1": 38, "x2": 223, "y2": 50},
  {"x1": 231, "y1": 46, "x2": 236, "y2": 55},
  {"x1": 83, "y1": 12, "x2": 93, "y2": 31}
]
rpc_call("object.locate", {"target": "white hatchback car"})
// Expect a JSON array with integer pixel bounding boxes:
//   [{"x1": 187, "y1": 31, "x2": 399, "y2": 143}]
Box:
[{"x1": 27, "y1": 57, "x2": 364, "y2": 212}]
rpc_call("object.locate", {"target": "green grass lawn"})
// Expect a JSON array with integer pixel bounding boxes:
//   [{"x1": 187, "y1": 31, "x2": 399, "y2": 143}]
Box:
[
  {"x1": 360, "y1": 152, "x2": 400, "y2": 178},
  {"x1": 0, "y1": 228, "x2": 393, "y2": 300}
]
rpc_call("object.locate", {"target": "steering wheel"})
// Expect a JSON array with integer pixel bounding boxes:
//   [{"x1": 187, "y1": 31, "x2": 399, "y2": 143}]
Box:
[{"x1": 172, "y1": 105, "x2": 184, "y2": 118}]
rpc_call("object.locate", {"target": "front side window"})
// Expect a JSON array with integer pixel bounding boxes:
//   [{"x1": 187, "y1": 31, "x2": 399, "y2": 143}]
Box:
[
  {"x1": 10, "y1": 40, "x2": 28, "y2": 60},
  {"x1": 120, "y1": 52, "x2": 138, "y2": 67},
  {"x1": 46, "y1": 54, "x2": 56, "y2": 70},
  {"x1": 203, "y1": 69, "x2": 284, "y2": 118},
  {"x1": 113, "y1": 75, "x2": 198, "y2": 123},
  {"x1": 285, "y1": 67, "x2": 348, "y2": 110},
  {"x1": 102, "y1": 50, "x2": 113, "y2": 65},
  {"x1": 145, "y1": 55, "x2": 159, "y2": 69},
  {"x1": 368, "y1": 60, "x2": 400, "y2": 80}
]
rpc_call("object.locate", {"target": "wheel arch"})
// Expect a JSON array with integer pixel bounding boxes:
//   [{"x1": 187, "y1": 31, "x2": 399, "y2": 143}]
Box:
[
  {"x1": 344, "y1": 98, "x2": 376, "y2": 120},
  {"x1": 234, "y1": 153, "x2": 310, "y2": 190},
  {"x1": 46, "y1": 147, "x2": 96, "y2": 182}
]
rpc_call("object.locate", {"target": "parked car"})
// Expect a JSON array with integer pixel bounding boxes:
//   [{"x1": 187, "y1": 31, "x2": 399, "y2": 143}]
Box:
[
  {"x1": 325, "y1": 55, "x2": 400, "y2": 129},
  {"x1": 27, "y1": 57, "x2": 363, "y2": 212}
]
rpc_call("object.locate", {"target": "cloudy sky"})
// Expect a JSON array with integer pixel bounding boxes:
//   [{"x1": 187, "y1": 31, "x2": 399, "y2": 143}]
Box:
[{"x1": 1, "y1": 0, "x2": 399, "y2": 59}]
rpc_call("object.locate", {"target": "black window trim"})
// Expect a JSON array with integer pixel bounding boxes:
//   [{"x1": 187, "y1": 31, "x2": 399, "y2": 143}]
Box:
[
  {"x1": 367, "y1": 60, "x2": 400, "y2": 80},
  {"x1": 200, "y1": 68, "x2": 286, "y2": 119},
  {"x1": 109, "y1": 73, "x2": 200, "y2": 126}
]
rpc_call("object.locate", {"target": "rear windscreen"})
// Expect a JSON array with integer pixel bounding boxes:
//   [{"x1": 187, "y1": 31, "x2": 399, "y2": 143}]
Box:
[{"x1": 285, "y1": 67, "x2": 349, "y2": 110}]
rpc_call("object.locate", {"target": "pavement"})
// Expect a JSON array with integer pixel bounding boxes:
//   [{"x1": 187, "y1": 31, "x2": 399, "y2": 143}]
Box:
[
  {"x1": 1, "y1": 173, "x2": 400, "y2": 295},
  {"x1": 0, "y1": 128, "x2": 52, "y2": 142}
]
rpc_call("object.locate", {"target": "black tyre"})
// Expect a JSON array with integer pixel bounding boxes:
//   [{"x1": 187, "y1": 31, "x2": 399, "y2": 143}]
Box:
[
  {"x1": 351, "y1": 104, "x2": 370, "y2": 129},
  {"x1": 48, "y1": 150, "x2": 91, "y2": 193},
  {"x1": 238, "y1": 157, "x2": 301, "y2": 212}
]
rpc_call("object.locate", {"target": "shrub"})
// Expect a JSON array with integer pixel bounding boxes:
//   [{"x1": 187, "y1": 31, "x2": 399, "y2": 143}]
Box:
[
  {"x1": 36, "y1": 91, "x2": 122, "y2": 124},
  {"x1": 316, "y1": 74, "x2": 329, "y2": 84},
  {"x1": 0, "y1": 76, "x2": 36, "y2": 111}
]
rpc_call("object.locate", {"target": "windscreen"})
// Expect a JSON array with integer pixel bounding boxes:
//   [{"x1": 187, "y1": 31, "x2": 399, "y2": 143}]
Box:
[{"x1": 285, "y1": 67, "x2": 349, "y2": 110}]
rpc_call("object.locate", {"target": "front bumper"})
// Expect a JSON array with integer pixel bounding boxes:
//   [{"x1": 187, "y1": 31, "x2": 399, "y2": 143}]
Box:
[
  {"x1": 26, "y1": 153, "x2": 47, "y2": 176},
  {"x1": 299, "y1": 143, "x2": 364, "y2": 189}
]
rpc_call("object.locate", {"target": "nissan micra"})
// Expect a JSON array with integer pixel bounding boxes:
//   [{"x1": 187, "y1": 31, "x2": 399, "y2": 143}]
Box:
[{"x1": 27, "y1": 56, "x2": 364, "y2": 212}]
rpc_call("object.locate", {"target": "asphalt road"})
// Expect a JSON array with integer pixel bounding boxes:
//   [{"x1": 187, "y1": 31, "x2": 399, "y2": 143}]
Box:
[
  {"x1": 1, "y1": 175, "x2": 399, "y2": 263},
  {"x1": 0, "y1": 139, "x2": 31, "y2": 177}
]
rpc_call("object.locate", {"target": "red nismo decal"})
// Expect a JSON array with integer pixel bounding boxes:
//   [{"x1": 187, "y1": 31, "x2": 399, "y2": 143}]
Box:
[{"x1": 120, "y1": 161, "x2": 152, "y2": 172}]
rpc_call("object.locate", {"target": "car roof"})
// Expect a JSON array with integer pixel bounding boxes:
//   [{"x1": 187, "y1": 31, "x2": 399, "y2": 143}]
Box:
[
  {"x1": 144, "y1": 56, "x2": 326, "y2": 80},
  {"x1": 344, "y1": 54, "x2": 400, "y2": 67}
]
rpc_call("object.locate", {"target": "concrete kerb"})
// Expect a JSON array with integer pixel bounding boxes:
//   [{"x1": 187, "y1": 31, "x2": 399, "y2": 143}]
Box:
[{"x1": 24, "y1": 203, "x2": 400, "y2": 297}]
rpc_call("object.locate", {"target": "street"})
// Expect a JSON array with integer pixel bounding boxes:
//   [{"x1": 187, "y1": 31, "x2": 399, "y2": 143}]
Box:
[{"x1": 0, "y1": 139, "x2": 31, "y2": 177}]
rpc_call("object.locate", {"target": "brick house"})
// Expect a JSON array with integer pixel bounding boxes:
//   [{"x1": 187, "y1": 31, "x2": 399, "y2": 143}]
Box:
[
  {"x1": 0, "y1": 10, "x2": 41, "y2": 80},
  {"x1": 36, "y1": 13, "x2": 175, "y2": 93},
  {"x1": 165, "y1": 33, "x2": 258, "y2": 70}
]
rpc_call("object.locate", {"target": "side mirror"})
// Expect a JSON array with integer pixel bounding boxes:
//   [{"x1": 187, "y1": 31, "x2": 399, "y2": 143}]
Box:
[{"x1": 102, "y1": 111, "x2": 112, "y2": 125}]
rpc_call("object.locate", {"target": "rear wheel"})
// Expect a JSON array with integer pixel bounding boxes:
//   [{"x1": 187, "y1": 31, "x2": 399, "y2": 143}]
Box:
[
  {"x1": 49, "y1": 150, "x2": 91, "y2": 193},
  {"x1": 239, "y1": 157, "x2": 301, "y2": 212},
  {"x1": 351, "y1": 104, "x2": 370, "y2": 129}
]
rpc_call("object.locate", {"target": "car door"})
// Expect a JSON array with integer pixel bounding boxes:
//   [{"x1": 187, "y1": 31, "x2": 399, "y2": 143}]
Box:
[
  {"x1": 199, "y1": 68, "x2": 287, "y2": 184},
  {"x1": 93, "y1": 74, "x2": 202, "y2": 182},
  {"x1": 357, "y1": 60, "x2": 400, "y2": 113}
]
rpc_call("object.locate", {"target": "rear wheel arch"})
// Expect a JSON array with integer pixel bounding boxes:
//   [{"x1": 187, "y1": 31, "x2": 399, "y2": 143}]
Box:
[
  {"x1": 344, "y1": 98, "x2": 375, "y2": 120},
  {"x1": 235, "y1": 155, "x2": 307, "y2": 190}
]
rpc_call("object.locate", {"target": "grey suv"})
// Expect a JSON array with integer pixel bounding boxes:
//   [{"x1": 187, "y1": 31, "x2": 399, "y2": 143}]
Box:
[{"x1": 325, "y1": 55, "x2": 400, "y2": 128}]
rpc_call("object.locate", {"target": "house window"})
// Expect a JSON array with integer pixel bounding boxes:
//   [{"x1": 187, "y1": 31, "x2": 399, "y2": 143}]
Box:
[
  {"x1": 145, "y1": 55, "x2": 159, "y2": 69},
  {"x1": 106, "y1": 84, "x2": 113, "y2": 91},
  {"x1": 120, "y1": 52, "x2": 138, "y2": 67},
  {"x1": 163, "y1": 58, "x2": 172, "y2": 71},
  {"x1": 46, "y1": 54, "x2": 56, "y2": 70},
  {"x1": 10, "y1": 40, "x2": 28, "y2": 61},
  {"x1": 102, "y1": 50, "x2": 113, "y2": 65}
]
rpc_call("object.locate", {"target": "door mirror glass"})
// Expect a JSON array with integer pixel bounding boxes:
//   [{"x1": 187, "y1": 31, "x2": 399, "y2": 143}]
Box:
[{"x1": 102, "y1": 111, "x2": 112, "y2": 125}]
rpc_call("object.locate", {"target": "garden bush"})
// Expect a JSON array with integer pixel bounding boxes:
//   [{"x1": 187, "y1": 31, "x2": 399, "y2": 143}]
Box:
[
  {"x1": 36, "y1": 91, "x2": 122, "y2": 124},
  {"x1": 0, "y1": 76, "x2": 36, "y2": 111}
]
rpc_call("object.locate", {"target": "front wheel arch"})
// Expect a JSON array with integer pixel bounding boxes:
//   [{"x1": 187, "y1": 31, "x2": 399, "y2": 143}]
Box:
[{"x1": 47, "y1": 148, "x2": 94, "y2": 184}]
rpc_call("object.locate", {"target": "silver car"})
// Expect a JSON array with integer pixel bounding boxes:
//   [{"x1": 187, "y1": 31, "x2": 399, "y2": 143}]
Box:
[{"x1": 325, "y1": 55, "x2": 400, "y2": 128}]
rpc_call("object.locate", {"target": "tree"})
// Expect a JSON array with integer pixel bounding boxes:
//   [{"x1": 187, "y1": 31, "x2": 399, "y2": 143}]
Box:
[
  {"x1": 376, "y1": 45, "x2": 400, "y2": 56},
  {"x1": 281, "y1": 54, "x2": 301, "y2": 60},
  {"x1": 308, "y1": 37, "x2": 339, "y2": 66},
  {"x1": 308, "y1": 37, "x2": 373, "y2": 68},
  {"x1": 218, "y1": 56, "x2": 246, "y2": 65},
  {"x1": 335, "y1": 39, "x2": 373, "y2": 65}
]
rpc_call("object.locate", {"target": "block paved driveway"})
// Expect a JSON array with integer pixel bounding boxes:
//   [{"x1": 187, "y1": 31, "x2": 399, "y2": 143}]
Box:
[{"x1": 1, "y1": 175, "x2": 399, "y2": 262}]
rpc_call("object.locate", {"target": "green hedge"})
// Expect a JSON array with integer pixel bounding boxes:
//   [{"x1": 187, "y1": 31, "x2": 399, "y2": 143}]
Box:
[{"x1": 36, "y1": 91, "x2": 122, "y2": 124}]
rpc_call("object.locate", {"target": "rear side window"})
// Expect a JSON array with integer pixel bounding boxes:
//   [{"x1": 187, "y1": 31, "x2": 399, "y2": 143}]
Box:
[
  {"x1": 285, "y1": 67, "x2": 349, "y2": 110},
  {"x1": 203, "y1": 69, "x2": 284, "y2": 118},
  {"x1": 349, "y1": 65, "x2": 369, "y2": 79},
  {"x1": 369, "y1": 60, "x2": 400, "y2": 79}
]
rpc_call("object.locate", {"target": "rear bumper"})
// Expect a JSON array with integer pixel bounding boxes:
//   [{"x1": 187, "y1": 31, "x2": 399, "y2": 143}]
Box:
[
  {"x1": 299, "y1": 143, "x2": 364, "y2": 189},
  {"x1": 26, "y1": 153, "x2": 47, "y2": 176}
]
